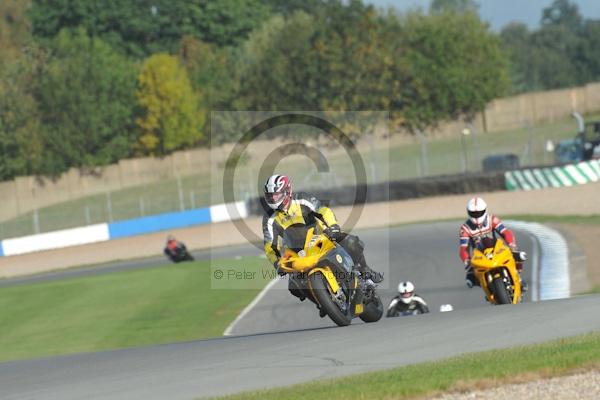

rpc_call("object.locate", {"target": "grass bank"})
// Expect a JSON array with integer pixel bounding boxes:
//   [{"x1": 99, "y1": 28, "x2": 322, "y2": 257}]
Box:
[
  {"x1": 215, "y1": 332, "x2": 600, "y2": 400},
  {"x1": 0, "y1": 256, "x2": 271, "y2": 362},
  {"x1": 506, "y1": 214, "x2": 600, "y2": 226}
]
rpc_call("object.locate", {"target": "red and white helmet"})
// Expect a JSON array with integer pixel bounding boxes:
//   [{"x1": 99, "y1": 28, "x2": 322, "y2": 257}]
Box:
[
  {"x1": 264, "y1": 174, "x2": 293, "y2": 211},
  {"x1": 398, "y1": 281, "x2": 415, "y2": 304},
  {"x1": 467, "y1": 197, "x2": 488, "y2": 225}
]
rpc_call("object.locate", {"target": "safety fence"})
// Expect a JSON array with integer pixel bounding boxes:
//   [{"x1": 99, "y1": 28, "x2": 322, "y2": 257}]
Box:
[
  {"x1": 2, "y1": 158, "x2": 598, "y2": 257},
  {"x1": 0, "y1": 202, "x2": 247, "y2": 257},
  {"x1": 505, "y1": 159, "x2": 600, "y2": 191}
]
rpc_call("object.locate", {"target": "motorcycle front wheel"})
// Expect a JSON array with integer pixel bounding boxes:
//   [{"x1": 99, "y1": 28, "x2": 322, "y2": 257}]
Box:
[
  {"x1": 309, "y1": 271, "x2": 352, "y2": 327},
  {"x1": 491, "y1": 277, "x2": 512, "y2": 304}
]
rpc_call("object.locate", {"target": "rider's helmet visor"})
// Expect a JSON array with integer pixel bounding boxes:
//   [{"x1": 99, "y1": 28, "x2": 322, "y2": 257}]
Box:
[
  {"x1": 401, "y1": 291, "x2": 414, "y2": 298},
  {"x1": 468, "y1": 210, "x2": 486, "y2": 219},
  {"x1": 265, "y1": 192, "x2": 285, "y2": 204}
]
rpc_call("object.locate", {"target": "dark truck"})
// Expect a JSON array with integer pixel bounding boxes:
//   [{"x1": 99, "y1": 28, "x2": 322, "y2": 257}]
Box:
[{"x1": 555, "y1": 113, "x2": 600, "y2": 164}]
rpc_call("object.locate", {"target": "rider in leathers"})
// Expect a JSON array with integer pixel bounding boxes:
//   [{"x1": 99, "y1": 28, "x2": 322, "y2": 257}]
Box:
[
  {"x1": 386, "y1": 281, "x2": 429, "y2": 317},
  {"x1": 459, "y1": 197, "x2": 527, "y2": 291},
  {"x1": 262, "y1": 175, "x2": 383, "y2": 314}
]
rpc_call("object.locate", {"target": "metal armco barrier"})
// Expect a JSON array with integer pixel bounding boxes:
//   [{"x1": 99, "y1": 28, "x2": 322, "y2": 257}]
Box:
[
  {"x1": 246, "y1": 172, "x2": 506, "y2": 216},
  {"x1": 0, "y1": 202, "x2": 247, "y2": 257}
]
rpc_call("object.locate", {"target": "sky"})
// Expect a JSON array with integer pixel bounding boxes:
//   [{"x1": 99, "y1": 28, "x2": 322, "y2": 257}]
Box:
[{"x1": 366, "y1": 0, "x2": 600, "y2": 30}]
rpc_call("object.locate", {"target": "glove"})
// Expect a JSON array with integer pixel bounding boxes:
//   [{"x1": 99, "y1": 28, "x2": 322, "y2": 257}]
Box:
[
  {"x1": 464, "y1": 259, "x2": 472, "y2": 272},
  {"x1": 324, "y1": 224, "x2": 343, "y2": 242},
  {"x1": 274, "y1": 261, "x2": 287, "y2": 276}
]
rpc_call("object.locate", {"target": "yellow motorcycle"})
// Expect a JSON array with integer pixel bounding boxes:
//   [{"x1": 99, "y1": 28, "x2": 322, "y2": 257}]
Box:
[
  {"x1": 470, "y1": 237, "x2": 522, "y2": 305},
  {"x1": 278, "y1": 223, "x2": 383, "y2": 326}
]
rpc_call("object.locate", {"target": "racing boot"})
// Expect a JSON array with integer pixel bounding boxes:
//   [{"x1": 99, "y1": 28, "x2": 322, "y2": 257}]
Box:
[
  {"x1": 465, "y1": 270, "x2": 479, "y2": 288},
  {"x1": 516, "y1": 260, "x2": 528, "y2": 295},
  {"x1": 355, "y1": 253, "x2": 383, "y2": 283},
  {"x1": 359, "y1": 262, "x2": 384, "y2": 284},
  {"x1": 521, "y1": 280, "x2": 529, "y2": 294},
  {"x1": 317, "y1": 305, "x2": 327, "y2": 318}
]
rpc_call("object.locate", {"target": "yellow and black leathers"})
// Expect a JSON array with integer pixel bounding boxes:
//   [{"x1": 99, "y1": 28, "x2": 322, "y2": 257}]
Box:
[{"x1": 262, "y1": 192, "x2": 337, "y2": 267}]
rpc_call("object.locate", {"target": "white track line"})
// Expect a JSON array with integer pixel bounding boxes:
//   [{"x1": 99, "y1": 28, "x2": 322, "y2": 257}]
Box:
[{"x1": 223, "y1": 278, "x2": 280, "y2": 336}]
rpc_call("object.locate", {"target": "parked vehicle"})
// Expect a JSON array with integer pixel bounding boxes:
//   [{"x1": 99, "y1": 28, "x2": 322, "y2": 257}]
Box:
[
  {"x1": 554, "y1": 113, "x2": 600, "y2": 164},
  {"x1": 482, "y1": 153, "x2": 520, "y2": 172}
]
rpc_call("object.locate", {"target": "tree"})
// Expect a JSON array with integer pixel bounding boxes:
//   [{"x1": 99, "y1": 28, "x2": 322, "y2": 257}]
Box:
[
  {"x1": 0, "y1": 0, "x2": 31, "y2": 62},
  {"x1": 136, "y1": 53, "x2": 204, "y2": 155},
  {"x1": 265, "y1": 0, "x2": 324, "y2": 16},
  {"x1": 0, "y1": 53, "x2": 45, "y2": 180},
  {"x1": 501, "y1": 22, "x2": 545, "y2": 93},
  {"x1": 29, "y1": 0, "x2": 271, "y2": 57},
  {"x1": 541, "y1": 0, "x2": 582, "y2": 30},
  {"x1": 577, "y1": 20, "x2": 600, "y2": 83},
  {"x1": 430, "y1": 0, "x2": 479, "y2": 15},
  {"x1": 32, "y1": 29, "x2": 138, "y2": 174},
  {"x1": 501, "y1": 0, "x2": 588, "y2": 93},
  {"x1": 236, "y1": 1, "x2": 396, "y2": 113},
  {"x1": 236, "y1": 12, "x2": 319, "y2": 111},
  {"x1": 530, "y1": 24, "x2": 580, "y2": 89},
  {"x1": 179, "y1": 36, "x2": 237, "y2": 111},
  {"x1": 185, "y1": 0, "x2": 271, "y2": 47},
  {"x1": 398, "y1": 11, "x2": 509, "y2": 132}
]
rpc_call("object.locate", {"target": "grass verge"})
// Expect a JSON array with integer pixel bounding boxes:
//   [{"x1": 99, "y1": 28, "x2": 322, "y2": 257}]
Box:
[
  {"x1": 0, "y1": 256, "x2": 271, "y2": 362},
  {"x1": 214, "y1": 332, "x2": 600, "y2": 400},
  {"x1": 505, "y1": 214, "x2": 600, "y2": 226}
]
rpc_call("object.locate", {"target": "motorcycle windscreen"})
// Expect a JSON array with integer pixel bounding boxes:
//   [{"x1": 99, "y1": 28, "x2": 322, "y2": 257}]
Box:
[{"x1": 282, "y1": 223, "x2": 317, "y2": 253}]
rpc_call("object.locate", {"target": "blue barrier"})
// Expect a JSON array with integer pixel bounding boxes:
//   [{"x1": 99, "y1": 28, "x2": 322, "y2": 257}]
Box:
[
  {"x1": 0, "y1": 202, "x2": 247, "y2": 256},
  {"x1": 108, "y1": 208, "x2": 212, "y2": 239}
]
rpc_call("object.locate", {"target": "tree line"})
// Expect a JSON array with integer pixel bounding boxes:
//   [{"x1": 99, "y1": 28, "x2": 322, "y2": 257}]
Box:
[{"x1": 0, "y1": 0, "x2": 597, "y2": 180}]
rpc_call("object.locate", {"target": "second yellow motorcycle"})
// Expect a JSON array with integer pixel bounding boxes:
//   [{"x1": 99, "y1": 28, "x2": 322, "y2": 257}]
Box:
[{"x1": 470, "y1": 237, "x2": 523, "y2": 305}]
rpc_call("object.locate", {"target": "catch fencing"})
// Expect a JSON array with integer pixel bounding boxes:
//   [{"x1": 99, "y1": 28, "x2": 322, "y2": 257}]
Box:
[{"x1": 0, "y1": 82, "x2": 599, "y2": 239}]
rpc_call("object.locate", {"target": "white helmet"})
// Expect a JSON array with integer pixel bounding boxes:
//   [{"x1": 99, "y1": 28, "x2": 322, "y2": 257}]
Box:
[
  {"x1": 467, "y1": 197, "x2": 488, "y2": 226},
  {"x1": 398, "y1": 281, "x2": 415, "y2": 304}
]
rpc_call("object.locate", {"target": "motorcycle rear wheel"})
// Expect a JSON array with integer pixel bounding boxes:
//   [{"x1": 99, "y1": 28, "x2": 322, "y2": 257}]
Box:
[
  {"x1": 491, "y1": 277, "x2": 512, "y2": 305},
  {"x1": 309, "y1": 272, "x2": 352, "y2": 327}
]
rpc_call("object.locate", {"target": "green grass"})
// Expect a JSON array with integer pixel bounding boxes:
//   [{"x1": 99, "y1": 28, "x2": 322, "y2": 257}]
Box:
[
  {"x1": 504, "y1": 214, "x2": 600, "y2": 225},
  {"x1": 1, "y1": 112, "x2": 596, "y2": 240},
  {"x1": 215, "y1": 332, "x2": 600, "y2": 400},
  {"x1": 0, "y1": 256, "x2": 272, "y2": 362}
]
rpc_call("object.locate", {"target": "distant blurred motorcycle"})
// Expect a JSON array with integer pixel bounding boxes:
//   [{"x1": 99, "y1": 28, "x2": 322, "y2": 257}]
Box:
[
  {"x1": 386, "y1": 281, "x2": 429, "y2": 318},
  {"x1": 164, "y1": 235, "x2": 194, "y2": 263}
]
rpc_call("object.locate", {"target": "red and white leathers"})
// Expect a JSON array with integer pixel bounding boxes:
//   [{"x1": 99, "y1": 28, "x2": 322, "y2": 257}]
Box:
[{"x1": 459, "y1": 214, "x2": 517, "y2": 265}]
